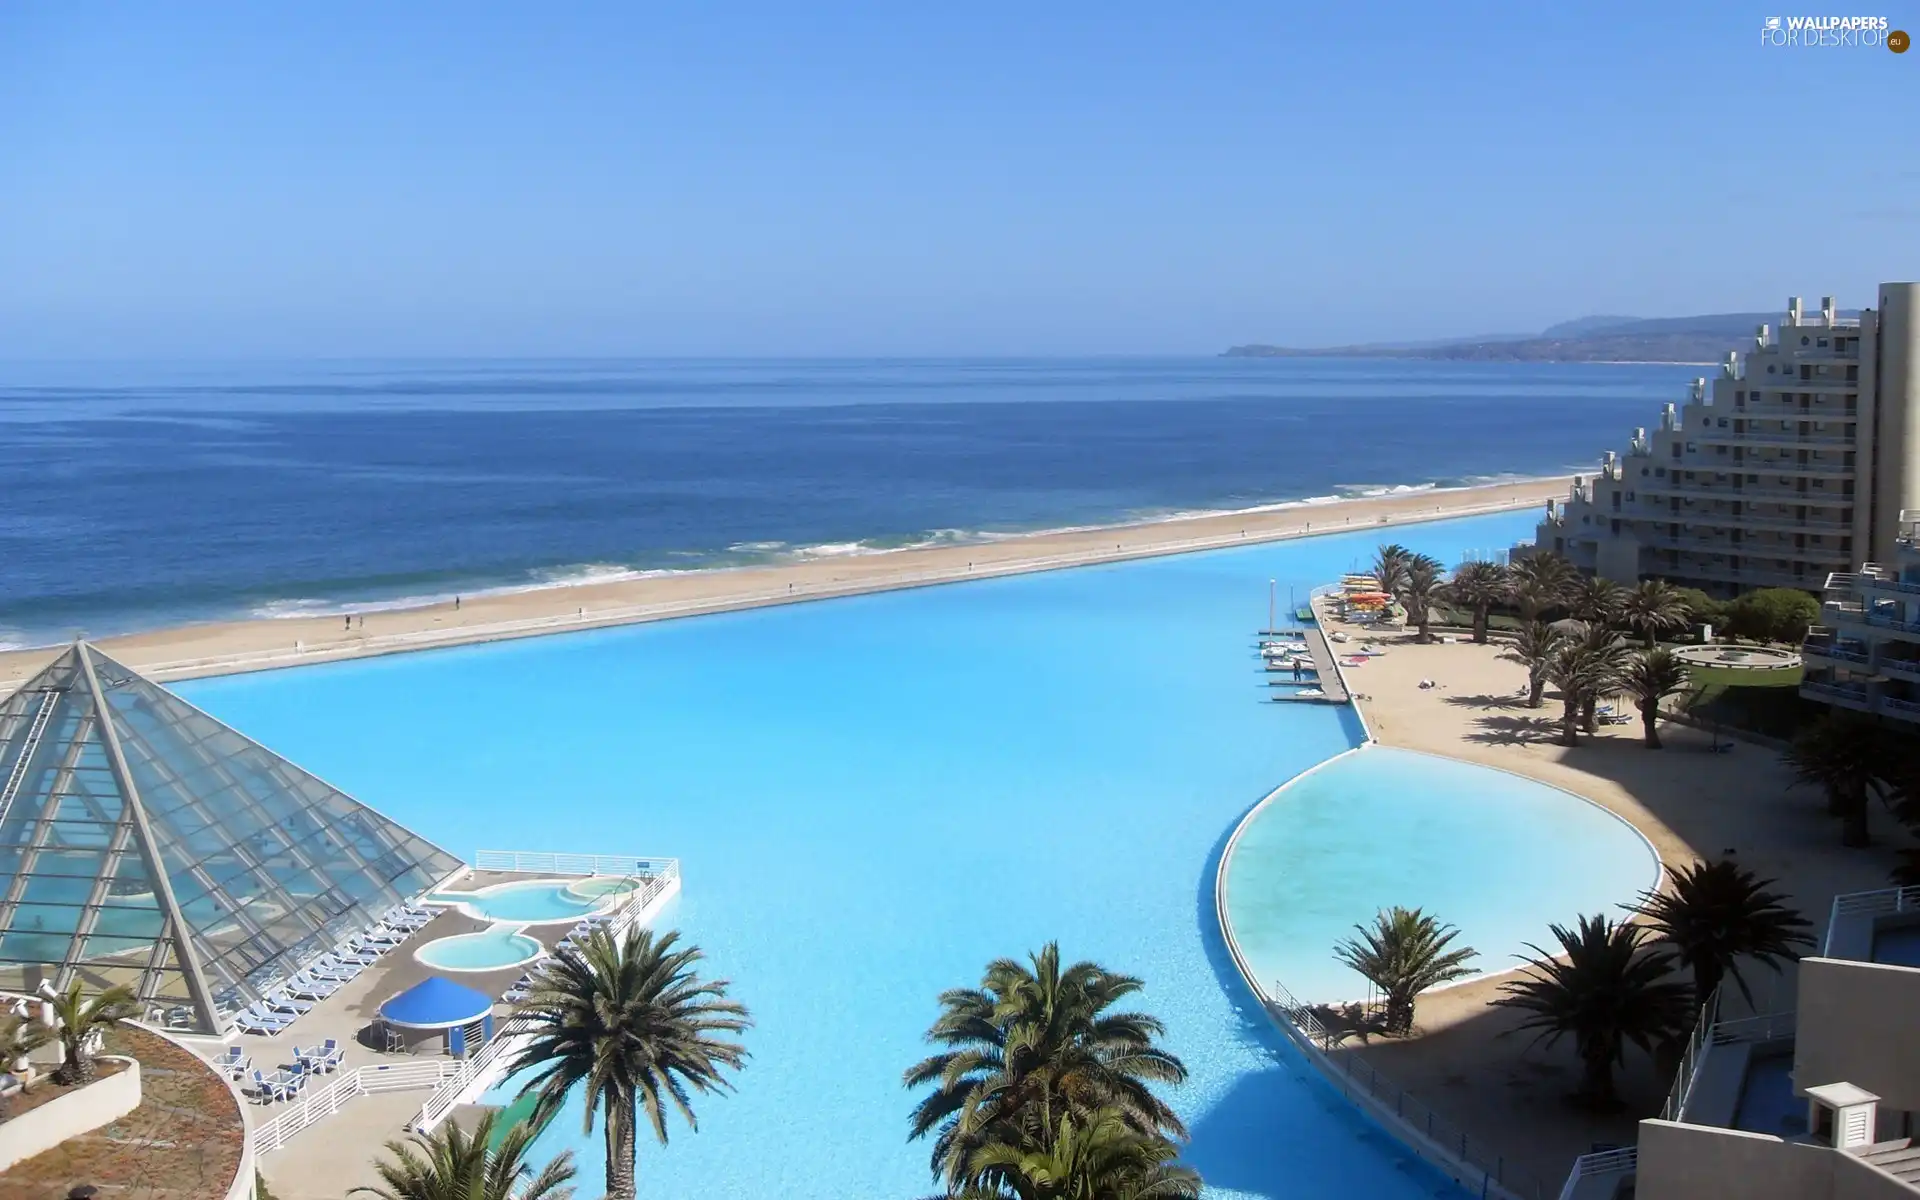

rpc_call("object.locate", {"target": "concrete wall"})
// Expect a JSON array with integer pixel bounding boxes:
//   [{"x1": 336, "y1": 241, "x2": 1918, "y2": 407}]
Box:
[
  {"x1": 1834, "y1": 1149, "x2": 1920, "y2": 1200},
  {"x1": 1635, "y1": 1119, "x2": 1832, "y2": 1200},
  {"x1": 0, "y1": 1055, "x2": 141, "y2": 1172},
  {"x1": 1873, "y1": 284, "x2": 1918, "y2": 563},
  {"x1": 1795, "y1": 956, "x2": 1920, "y2": 1113}
]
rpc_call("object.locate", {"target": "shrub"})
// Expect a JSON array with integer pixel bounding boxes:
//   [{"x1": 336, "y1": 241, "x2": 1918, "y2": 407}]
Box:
[{"x1": 1725, "y1": 588, "x2": 1820, "y2": 643}]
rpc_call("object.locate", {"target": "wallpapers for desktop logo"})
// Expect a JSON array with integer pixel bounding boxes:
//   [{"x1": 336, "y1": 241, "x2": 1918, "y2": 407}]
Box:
[{"x1": 1760, "y1": 14, "x2": 1907, "y2": 49}]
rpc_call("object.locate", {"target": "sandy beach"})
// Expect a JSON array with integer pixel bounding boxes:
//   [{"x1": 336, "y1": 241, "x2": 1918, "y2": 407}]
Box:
[
  {"x1": 0, "y1": 476, "x2": 1566, "y2": 694},
  {"x1": 1288, "y1": 598, "x2": 1914, "y2": 1190}
]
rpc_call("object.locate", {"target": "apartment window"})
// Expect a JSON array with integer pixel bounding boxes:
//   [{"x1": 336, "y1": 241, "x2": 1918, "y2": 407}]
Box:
[
  {"x1": 1640, "y1": 467, "x2": 1649, "y2": 476},
  {"x1": 1801, "y1": 336, "x2": 1810, "y2": 345},
  {"x1": 1818, "y1": 337, "x2": 1829, "y2": 348},
  {"x1": 1655, "y1": 467, "x2": 1666, "y2": 476},
  {"x1": 1625, "y1": 492, "x2": 1635, "y2": 501},
  {"x1": 1747, "y1": 474, "x2": 1759, "y2": 482},
  {"x1": 1812, "y1": 535, "x2": 1824, "y2": 544},
  {"x1": 1736, "y1": 390, "x2": 1746, "y2": 401},
  {"x1": 1671, "y1": 444, "x2": 1681, "y2": 459},
  {"x1": 1718, "y1": 418, "x2": 1728, "y2": 427},
  {"x1": 1716, "y1": 446, "x2": 1727, "y2": 455},
  {"x1": 1767, "y1": 364, "x2": 1777, "y2": 374},
  {"x1": 1847, "y1": 366, "x2": 1859, "y2": 382},
  {"x1": 1686, "y1": 442, "x2": 1697, "y2": 453}
]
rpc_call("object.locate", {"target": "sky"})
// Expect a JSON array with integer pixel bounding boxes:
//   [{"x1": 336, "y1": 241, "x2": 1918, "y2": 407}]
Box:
[{"x1": 0, "y1": 3, "x2": 1914, "y2": 357}]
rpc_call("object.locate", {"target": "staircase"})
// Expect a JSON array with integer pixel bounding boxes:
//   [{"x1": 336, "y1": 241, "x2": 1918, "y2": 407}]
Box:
[
  {"x1": 0, "y1": 689, "x2": 61, "y2": 827},
  {"x1": 1858, "y1": 1140, "x2": 1920, "y2": 1188}
]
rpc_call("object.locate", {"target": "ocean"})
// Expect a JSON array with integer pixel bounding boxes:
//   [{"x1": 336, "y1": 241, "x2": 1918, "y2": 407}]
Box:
[{"x1": 0, "y1": 356, "x2": 1697, "y2": 646}]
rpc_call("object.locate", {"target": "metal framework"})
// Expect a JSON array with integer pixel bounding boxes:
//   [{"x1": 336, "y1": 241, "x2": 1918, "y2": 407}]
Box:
[{"x1": 0, "y1": 644, "x2": 461, "y2": 1034}]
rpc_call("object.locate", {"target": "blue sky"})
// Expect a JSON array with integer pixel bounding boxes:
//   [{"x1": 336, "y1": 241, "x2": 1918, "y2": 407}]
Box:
[{"x1": 0, "y1": 3, "x2": 1912, "y2": 356}]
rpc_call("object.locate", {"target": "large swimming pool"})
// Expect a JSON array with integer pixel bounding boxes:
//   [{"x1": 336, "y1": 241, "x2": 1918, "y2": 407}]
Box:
[
  {"x1": 1223, "y1": 747, "x2": 1660, "y2": 1004},
  {"x1": 182, "y1": 509, "x2": 1627, "y2": 1199}
]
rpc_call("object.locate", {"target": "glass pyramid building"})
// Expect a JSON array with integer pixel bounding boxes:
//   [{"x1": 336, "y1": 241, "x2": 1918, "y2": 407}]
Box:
[{"x1": 0, "y1": 643, "x2": 462, "y2": 1033}]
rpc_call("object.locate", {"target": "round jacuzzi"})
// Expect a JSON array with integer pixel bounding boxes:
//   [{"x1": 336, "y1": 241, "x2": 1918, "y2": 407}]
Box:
[{"x1": 414, "y1": 928, "x2": 544, "y2": 973}]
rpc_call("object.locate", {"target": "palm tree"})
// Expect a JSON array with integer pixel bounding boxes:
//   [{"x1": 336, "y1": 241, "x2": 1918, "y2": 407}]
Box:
[
  {"x1": 1332, "y1": 907, "x2": 1478, "y2": 1034},
  {"x1": 952, "y1": 1106, "x2": 1201, "y2": 1200},
  {"x1": 1784, "y1": 715, "x2": 1886, "y2": 847},
  {"x1": 1501, "y1": 621, "x2": 1562, "y2": 708},
  {"x1": 1509, "y1": 551, "x2": 1578, "y2": 621},
  {"x1": 1493, "y1": 915, "x2": 1694, "y2": 1110},
  {"x1": 1621, "y1": 648, "x2": 1689, "y2": 749},
  {"x1": 905, "y1": 944, "x2": 1188, "y2": 1193},
  {"x1": 508, "y1": 928, "x2": 751, "y2": 1200},
  {"x1": 0, "y1": 1013, "x2": 54, "y2": 1117},
  {"x1": 1620, "y1": 580, "x2": 1690, "y2": 649},
  {"x1": 46, "y1": 982, "x2": 138, "y2": 1085},
  {"x1": 1371, "y1": 544, "x2": 1413, "y2": 600},
  {"x1": 353, "y1": 1110, "x2": 577, "y2": 1200},
  {"x1": 1398, "y1": 554, "x2": 1445, "y2": 643},
  {"x1": 1443, "y1": 560, "x2": 1510, "y2": 644},
  {"x1": 1571, "y1": 577, "x2": 1626, "y2": 628},
  {"x1": 1545, "y1": 626, "x2": 1627, "y2": 745},
  {"x1": 1631, "y1": 860, "x2": 1814, "y2": 1006}
]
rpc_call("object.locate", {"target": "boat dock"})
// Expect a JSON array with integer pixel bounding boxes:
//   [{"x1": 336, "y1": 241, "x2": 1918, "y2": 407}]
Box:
[{"x1": 1258, "y1": 625, "x2": 1348, "y2": 705}]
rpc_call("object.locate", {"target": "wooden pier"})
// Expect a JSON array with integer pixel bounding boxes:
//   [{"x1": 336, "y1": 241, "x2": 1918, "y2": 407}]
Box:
[{"x1": 1260, "y1": 624, "x2": 1348, "y2": 705}]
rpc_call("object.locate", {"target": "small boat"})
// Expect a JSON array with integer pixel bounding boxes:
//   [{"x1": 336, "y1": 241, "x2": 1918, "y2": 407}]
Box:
[
  {"x1": 1295, "y1": 606, "x2": 1315, "y2": 622},
  {"x1": 1340, "y1": 655, "x2": 1368, "y2": 667},
  {"x1": 1329, "y1": 631, "x2": 1350, "y2": 643}
]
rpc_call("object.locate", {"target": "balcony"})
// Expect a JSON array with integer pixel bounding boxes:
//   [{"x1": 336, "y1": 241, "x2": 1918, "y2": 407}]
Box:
[
  {"x1": 1852, "y1": 564, "x2": 1920, "y2": 597},
  {"x1": 1824, "y1": 885, "x2": 1920, "y2": 962},
  {"x1": 1801, "y1": 680, "x2": 1875, "y2": 712},
  {"x1": 1687, "y1": 429, "x2": 1853, "y2": 449},
  {"x1": 1878, "y1": 657, "x2": 1920, "y2": 684},
  {"x1": 1881, "y1": 695, "x2": 1920, "y2": 723},
  {"x1": 1802, "y1": 637, "x2": 1870, "y2": 667}
]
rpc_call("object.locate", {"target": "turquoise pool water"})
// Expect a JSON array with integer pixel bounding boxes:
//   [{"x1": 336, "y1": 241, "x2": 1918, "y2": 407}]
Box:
[
  {"x1": 416, "y1": 927, "x2": 545, "y2": 972},
  {"x1": 430, "y1": 880, "x2": 601, "y2": 924},
  {"x1": 1223, "y1": 748, "x2": 1661, "y2": 1004},
  {"x1": 183, "y1": 510, "x2": 1581, "y2": 1199}
]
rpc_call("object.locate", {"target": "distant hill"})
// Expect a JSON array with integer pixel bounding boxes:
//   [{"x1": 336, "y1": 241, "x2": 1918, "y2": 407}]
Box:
[{"x1": 1226, "y1": 310, "x2": 1862, "y2": 364}]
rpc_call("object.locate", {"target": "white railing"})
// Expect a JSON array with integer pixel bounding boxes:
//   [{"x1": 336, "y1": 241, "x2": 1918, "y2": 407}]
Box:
[
  {"x1": 1557, "y1": 1147, "x2": 1638, "y2": 1200},
  {"x1": 252, "y1": 1059, "x2": 459, "y2": 1154},
  {"x1": 472, "y1": 850, "x2": 679, "y2": 878},
  {"x1": 1, "y1": 491, "x2": 1557, "y2": 697},
  {"x1": 1265, "y1": 978, "x2": 1549, "y2": 1199},
  {"x1": 1827, "y1": 885, "x2": 1920, "y2": 952},
  {"x1": 410, "y1": 862, "x2": 678, "y2": 1133},
  {"x1": 1660, "y1": 990, "x2": 1721, "y2": 1122}
]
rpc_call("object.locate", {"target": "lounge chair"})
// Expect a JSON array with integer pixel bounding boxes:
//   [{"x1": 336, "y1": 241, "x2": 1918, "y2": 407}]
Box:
[
  {"x1": 284, "y1": 977, "x2": 338, "y2": 1001},
  {"x1": 236, "y1": 1007, "x2": 294, "y2": 1036},
  {"x1": 262, "y1": 993, "x2": 315, "y2": 1016}
]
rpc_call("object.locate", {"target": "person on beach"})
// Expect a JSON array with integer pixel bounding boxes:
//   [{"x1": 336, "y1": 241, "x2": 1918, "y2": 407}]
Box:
[
  {"x1": 455, "y1": 595, "x2": 461, "y2": 611},
  {"x1": 344, "y1": 615, "x2": 350, "y2": 631}
]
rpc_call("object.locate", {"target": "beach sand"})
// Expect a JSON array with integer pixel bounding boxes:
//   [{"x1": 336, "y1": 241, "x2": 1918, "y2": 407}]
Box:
[
  {"x1": 1301, "y1": 602, "x2": 1913, "y2": 1189},
  {"x1": 0, "y1": 476, "x2": 1567, "y2": 693}
]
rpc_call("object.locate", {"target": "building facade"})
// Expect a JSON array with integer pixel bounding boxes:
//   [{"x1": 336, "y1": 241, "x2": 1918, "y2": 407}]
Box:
[
  {"x1": 1801, "y1": 510, "x2": 1920, "y2": 726},
  {"x1": 1535, "y1": 284, "x2": 1920, "y2": 596},
  {"x1": 1561, "y1": 884, "x2": 1920, "y2": 1199}
]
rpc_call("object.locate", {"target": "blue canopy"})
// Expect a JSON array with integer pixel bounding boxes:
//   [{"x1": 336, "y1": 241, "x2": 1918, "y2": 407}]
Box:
[{"x1": 379, "y1": 976, "x2": 495, "y2": 1030}]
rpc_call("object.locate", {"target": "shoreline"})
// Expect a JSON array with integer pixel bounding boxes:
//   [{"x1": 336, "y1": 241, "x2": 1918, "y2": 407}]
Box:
[{"x1": 0, "y1": 476, "x2": 1567, "y2": 693}]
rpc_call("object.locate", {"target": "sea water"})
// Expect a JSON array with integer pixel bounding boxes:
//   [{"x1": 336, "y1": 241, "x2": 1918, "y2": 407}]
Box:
[
  {"x1": 2, "y1": 356, "x2": 1695, "y2": 645},
  {"x1": 181, "y1": 509, "x2": 1656, "y2": 1199}
]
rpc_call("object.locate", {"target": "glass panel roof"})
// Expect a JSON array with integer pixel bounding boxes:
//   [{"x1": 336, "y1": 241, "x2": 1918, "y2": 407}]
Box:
[{"x1": 0, "y1": 644, "x2": 461, "y2": 1033}]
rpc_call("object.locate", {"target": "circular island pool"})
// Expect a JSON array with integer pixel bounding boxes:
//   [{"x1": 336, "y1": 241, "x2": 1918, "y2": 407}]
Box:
[{"x1": 1221, "y1": 746, "x2": 1661, "y2": 1004}]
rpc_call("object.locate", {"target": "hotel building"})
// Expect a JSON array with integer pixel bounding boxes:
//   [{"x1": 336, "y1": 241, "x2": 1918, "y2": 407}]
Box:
[{"x1": 1535, "y1": 283, "x2": 1920, "y2": 596}]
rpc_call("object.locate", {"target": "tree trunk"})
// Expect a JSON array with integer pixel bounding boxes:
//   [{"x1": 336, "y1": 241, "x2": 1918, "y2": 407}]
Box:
[
  {"x1": 1841, "y1": 789, "x2": 1871, "y2": 848},
  {"x1": 1561, "y1": 697, "x2": 1580, "y2": 747},
  {"x1": 1579, "y1": 1046, "x2": 1620, "y2": 1110},
  {"x1": 1528, "y1": 671, "x2": 1546, "y2": 708},
  {"x1": 1641, "y1": 699, "x2": 1662, "y2": 748},
  {"x1": 604, "y1": 1099, "x2": 638, "y2": 1200},
  {"x1": 1694, "y1": 959, "x2": 1721, "y2": 1007},
  {"x1": 1581, "y1": 693, "x2": 1599, "y2": 734},
  {"x1": 1644, "y1": 628, "x2": 1657, "y2": 650},
  {"x1": 1473, "y1": 607, "x2": 1489, "y2": 644},
  {"x1": 1386, "y1": 990, "x2": 1415, "y2": 1035}
]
